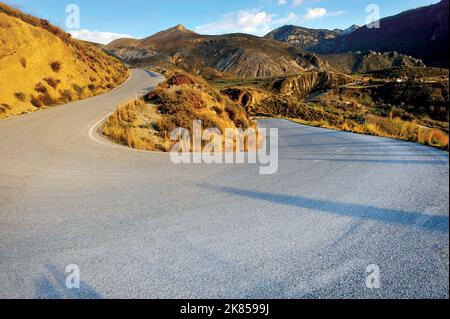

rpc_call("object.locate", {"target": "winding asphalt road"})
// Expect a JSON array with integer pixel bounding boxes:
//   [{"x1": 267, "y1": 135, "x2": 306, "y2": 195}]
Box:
[{"x1": 0, "y1": 69, "x2": 448, "y2": 299}]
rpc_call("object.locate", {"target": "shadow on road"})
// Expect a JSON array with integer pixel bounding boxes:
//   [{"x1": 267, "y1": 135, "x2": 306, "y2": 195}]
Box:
[
  {"x1": 143, "y1": 69, "x2": 163, "y2": 78},
  {"x1": 202, "y1": 184, "x2": 449, "y2": 233},
  {"x1": 35, "y1": 265, "x2": 102, "y2": 299}
]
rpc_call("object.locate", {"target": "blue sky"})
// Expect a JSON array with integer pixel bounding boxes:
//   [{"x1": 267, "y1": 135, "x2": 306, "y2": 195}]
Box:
[{"x1": 3, "y1": 0, "x2": 441, "y2": 43}]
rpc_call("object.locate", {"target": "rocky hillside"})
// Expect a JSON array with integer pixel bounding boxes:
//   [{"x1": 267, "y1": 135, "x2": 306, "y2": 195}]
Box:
[
  {"x1": 264, "y1": 25, "x2": 339, "y2": 51},
  {"x1": 272, "y1": 71, "x2": 354, "y2": 98},
  {"x1": 317, "y1": 0, "x2": 449, "y2": 67},
  {"x1": 0, "y1": 3, "x2": 128, "y2": 119},
  {"x1": 218, "y1": 70, "x2": 354, "y2": 118},
  {"x1": 106, "y1": 25, "x2": 329, "y2": 78},
  {"x1": 106, "y1": 24, "x2": 431, "y2": 78},
  {"x1": 320, "y1": 51, "x2": 425, "y2": 74},
  {"x1": 333, "y1": 25, "x2": 360, "y2": 36}
]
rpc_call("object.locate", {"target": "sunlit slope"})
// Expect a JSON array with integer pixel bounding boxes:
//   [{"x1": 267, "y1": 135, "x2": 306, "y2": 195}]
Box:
[{"x1": 0, "y1": 5, "x2": 128, "y2": 119}]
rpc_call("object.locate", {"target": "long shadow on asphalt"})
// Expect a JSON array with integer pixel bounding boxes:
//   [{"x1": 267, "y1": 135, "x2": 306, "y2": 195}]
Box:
[{"x1": 202, "y1": 184, "x2": 449, "y2": 233}]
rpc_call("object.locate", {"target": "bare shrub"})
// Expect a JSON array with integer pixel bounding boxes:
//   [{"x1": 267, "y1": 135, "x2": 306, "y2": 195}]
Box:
[
  {"x1": 30, "y1": 93, "x2": 56, "y2": 108},
  {"x1": 169, "y1": 74, "x2": 195, "y2": 86},
  {"x1": 72, "y1": 84, "x2": 84, "y2": 96},
  {"x1": 30, "y1": 95, "x2": 43, "y2": 108},
  {"x1": 59, "y1": 89, "x2": 73, "y2": 102},
  {"x1": 186, "y1": 90, "x2": 206, "y2": 109},
  {"x1": 14, "y1": 92, "x2": 26, "y2": 102},
  {"x1": 39, "y1": 93, "x2": 56, "y2": 106},
  {"x1": 50, "y1": 61, "x2": 61, "y2": 73},
  {"x1": 87, "y1": 84, "x2": 96, "y2": 92},
  {"x1": 0, "y1": 103, "x2": 11, "y2": 114},
  {"x1": 429, "y1": 130, "x2": 449, "y2": 148},
  {"x1": 44, "y1": 77, "x2": 60, "y2": 89},
  {"x1": 35, "y1": 82, "x2": 48, "y2": 94}
]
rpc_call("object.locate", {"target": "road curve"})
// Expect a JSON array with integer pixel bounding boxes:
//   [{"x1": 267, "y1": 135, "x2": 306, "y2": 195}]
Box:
[{"x1": 0, "y1": 69, "x2": 448, "y2": 299}]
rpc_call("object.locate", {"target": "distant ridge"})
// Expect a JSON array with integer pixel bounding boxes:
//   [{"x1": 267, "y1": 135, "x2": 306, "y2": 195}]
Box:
[
  {"x1": 316, "y1": 0, "x2": 449, "y2": 67},
  {"x1": 264, "y1": 1, "x2": 448, "y2": 67},
  {"x1": 264, "y1": 25, "x2": 340, "y2": 51},
  {"x1": 106, "y1": 25, "x2": 325, "y2": 78}
]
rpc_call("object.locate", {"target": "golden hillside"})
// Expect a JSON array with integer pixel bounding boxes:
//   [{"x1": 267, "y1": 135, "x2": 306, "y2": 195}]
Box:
[{"x1": 0, "y1": 3, "x2": 129, "y2": 119}]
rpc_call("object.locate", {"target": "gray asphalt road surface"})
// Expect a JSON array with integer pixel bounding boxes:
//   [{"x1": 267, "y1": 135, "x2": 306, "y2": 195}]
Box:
[{"x1": 0, "y1": 69, "x2": 448, "y2": 299}]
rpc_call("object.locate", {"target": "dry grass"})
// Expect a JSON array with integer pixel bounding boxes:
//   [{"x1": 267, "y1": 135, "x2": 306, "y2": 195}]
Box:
[
  {"x1": 0, "y1": 3, "x2": 70, "y2": 41},
  {"x1": 0, "y1": 4, "x2": 129, "y2": 119},
  {"x1": 103, "y1": 72, "x2": 257, "y2": 152},
  {"x1": 289, "y1": 114, "x2": 449, "y2": 149},
  {"x1": 102, "y1": 99, "x2": 166, "y2": 151},
  {"x1": 362, "y1": 116, "x2": 449, "y2": 149}
]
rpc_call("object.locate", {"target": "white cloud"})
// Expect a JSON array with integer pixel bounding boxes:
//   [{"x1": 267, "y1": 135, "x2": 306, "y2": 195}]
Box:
[
  {"x1": 303, "y1": 8, "x2": 345, "y2": 20},
  {"x1": 68, "y1": 29, "x2": 134, "y2": 45},
  {"x1": 278, "y1": 0, "x2": 288, "y2": 5},
  {"x1": 292, "y1": 0, "x2": 304, "y2": 7},
  {"x1": 303, "y1": 8, "x2": 327, "y2": 20},
  {"x1": 195, "y1": 8, "x2": 299, "y2": 36}
]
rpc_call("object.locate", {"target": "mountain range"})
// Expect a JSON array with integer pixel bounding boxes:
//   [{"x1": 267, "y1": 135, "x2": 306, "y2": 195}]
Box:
[
  {"x1": 105, "y1": 26, "x2": 425, "y2": 78},
  {"x1": 264, "y1": 25, "x2": 341, "y2": 51},
  {"x1": 105, "y1": 1, "x2": 448, "y2": 77},
  {"x1": 268, "y1": 0, "x2": 449, "y2": 67},
  {"x1": 264, "y1": 24, "x2": 360, "y2": 51},
  {"x1": 105, "y1": 25, "x2": 325, "y2": 78}
]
